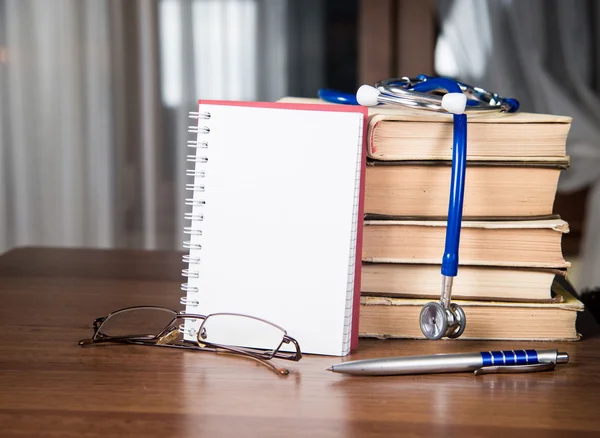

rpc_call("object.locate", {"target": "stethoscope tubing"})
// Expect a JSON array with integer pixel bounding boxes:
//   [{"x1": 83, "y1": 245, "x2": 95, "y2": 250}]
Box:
[
  {"x1": 321, "y1": 77, "x2": 470, "y2": 278},
  {"x1": 317, "y1": 89, "x2": 359, "y2": 105},
  {"x1": 441, "y1": 113, "x2": 467, "y2": 277}
]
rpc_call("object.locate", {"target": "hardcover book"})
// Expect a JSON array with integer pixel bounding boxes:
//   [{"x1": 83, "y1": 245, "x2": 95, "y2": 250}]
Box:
[{"x1": 359, "y1": 279, "x2": 583, "y2": 341}]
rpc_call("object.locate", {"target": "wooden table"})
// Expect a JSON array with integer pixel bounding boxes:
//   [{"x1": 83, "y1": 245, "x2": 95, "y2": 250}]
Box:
[{"x1": 1, "y1": 247, "x2": 599, "y2": 437}]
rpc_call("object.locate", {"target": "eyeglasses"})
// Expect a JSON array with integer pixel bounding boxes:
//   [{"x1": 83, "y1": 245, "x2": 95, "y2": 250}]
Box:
[{"x1": 79, "y1": 306, "x2": 302, "y2": 375}]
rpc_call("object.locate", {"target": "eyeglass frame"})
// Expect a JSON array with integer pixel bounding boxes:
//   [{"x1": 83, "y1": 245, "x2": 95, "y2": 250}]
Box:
[{"x1": 79, "y1": 305, "x2": 302, "y2": 363}]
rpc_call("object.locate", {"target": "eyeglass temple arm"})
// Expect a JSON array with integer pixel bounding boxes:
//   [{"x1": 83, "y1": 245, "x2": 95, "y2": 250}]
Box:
[
  {"x1": 79, "y1": 334, "x2": 158, "y2": 346},
  {"x1": 214, "y1": 335, "x2": 302, "y2": 362},
  {"x1": 216, "y1": 350, "x2": 290, "y2": 376}
]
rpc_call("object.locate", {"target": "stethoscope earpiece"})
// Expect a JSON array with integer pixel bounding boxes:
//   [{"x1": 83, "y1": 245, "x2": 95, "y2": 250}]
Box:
[
  {"x1": 355, "y1": 85, "x2": 380, "y2": 107},
  {"x1": 441, "y1": 92, "x2": 467, "y2": 115}
]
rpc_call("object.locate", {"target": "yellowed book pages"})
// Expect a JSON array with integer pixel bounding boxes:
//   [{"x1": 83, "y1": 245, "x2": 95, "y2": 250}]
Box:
[
  {"x1": 277, "y1": 96, "x2": 572, "y2": 161},
  {"x1": 361, "y1": 264, "x2": 563, "y2": 302},
  {"x1": 362, "y1": 219, "x2": 570, "y2": 269},
  {"x1": 359, "y1": 285, "x2": 583, "y2": 341},
  {"x1": 364, "y1": 162, "x2": 565, "y2": 217}
]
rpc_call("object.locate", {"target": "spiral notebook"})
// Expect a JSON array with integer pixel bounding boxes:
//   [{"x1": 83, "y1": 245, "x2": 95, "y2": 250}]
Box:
[{"x1": 181, "y1": 100, "x2": 367, "y2": 356}]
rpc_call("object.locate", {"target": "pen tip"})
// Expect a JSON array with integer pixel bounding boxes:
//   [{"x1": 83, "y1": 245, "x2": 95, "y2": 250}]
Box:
[{"x1": 326, "y1": 366, "x2": 333, "y2": 372}]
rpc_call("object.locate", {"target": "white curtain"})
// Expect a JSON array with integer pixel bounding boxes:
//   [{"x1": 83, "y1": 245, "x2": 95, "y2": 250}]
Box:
[
  {"x1": 435, "y1": 0, "x2": 600, "y2": 291},
  {"x1": 0, "y1": 0, "x2": 305, "y2": 252},
  {"x1": 0, "y1": 0, "x2": 115, "y2": 250}
]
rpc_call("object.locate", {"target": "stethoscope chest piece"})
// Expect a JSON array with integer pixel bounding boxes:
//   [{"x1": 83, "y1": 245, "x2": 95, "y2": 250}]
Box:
[{"x1": 419, "y1": 301, "x2": 466, "y2": 340}]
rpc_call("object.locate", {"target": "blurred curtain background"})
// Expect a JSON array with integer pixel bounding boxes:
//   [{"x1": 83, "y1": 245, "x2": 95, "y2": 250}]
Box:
[
  {"x1": 0, "y1": 0, "x2": 342, "y2": 252},
  {"x1": 435, "y1": 0, "x2": 600, "y2": 291},
  {"x1": 2, "y1": 0, "x2": 598, "y2": 289}
]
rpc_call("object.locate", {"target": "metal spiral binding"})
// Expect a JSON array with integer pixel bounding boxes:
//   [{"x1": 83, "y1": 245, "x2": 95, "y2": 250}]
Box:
[
  {"x1": 178, "y1": 323, "x2": 197, "y2": 336},
  {"x1": 185, "y1": 199, "x2": 206, "y2": 206},
  {"x1": 181, "y1": 283, "x2": 199, "y2": 293},
  {"x1": 182, "y1": 109, "x2": 211, "y2": 315},
  {"x1": 180, "y1": 296, "x2": 200, "y2": 306},
  {"x1": 186, "y1": 169, "x2": 206, "y2": 178},
  {"x1": 185, "y1": 184, "x2": 205, "y2": 192},
  {"x1": 189, "y1": 111, "x2": 211, "y2": 120},
  {"x1": 188, "y1": 126, "x2": 210, "y2": 134},
  {"x1": 187, "y1": 140, "x2": 208, "y2": 149},
  {"x1": 181, "y1": 269, "x2": 200, "y2": 278},
  {"x1": 183, "y1": 241, "x2": 202, "y2": 249},
  {"x1": 182, "y1": 255, "x2": 201, "y2": 264},
  {"x1": 184, "y1": 213, "x2": 204, "y2": 221},
  {"x1": 187, "y1": 155, "x2": 208, "y2": 163},
  {"x1": 183, "y1": 227, "x2": 202, "y2": 236}
]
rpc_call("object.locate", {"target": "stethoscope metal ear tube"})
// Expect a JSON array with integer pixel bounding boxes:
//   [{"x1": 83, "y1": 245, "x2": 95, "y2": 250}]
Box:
[
  {"x1": 374, "y1": 75, "x2": 518, "y2": 113},
  {"x1": 318, "y1": 75, "x2": 519, "y2": 340}
]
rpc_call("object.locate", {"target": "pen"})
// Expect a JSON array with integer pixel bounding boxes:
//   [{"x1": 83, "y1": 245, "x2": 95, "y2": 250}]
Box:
[{"x1": 326, "y1": 349, "x2": 569, "y2": 376}]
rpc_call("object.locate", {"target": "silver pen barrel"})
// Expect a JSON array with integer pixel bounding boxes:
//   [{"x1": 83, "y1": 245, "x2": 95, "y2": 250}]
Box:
[
  {"x1": 330, "y1": 352, "x2": 482, "y2": 376},
  {"x1": 328, "y1": 349, "x2": 566, "y2": 376}
]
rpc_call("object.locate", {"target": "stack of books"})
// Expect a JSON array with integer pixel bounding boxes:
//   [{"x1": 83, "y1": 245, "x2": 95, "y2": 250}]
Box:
[{"x1": 358, "y1": 105, "x2": 584, "y2": 341}]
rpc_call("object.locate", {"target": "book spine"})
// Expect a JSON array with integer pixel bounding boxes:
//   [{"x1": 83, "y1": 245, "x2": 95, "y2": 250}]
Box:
[{"x1": 180, "y1": 109, "x2": 211, "y2": 316}]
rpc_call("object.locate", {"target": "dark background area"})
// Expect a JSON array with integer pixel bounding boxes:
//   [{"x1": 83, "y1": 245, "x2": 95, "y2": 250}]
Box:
[{"x1": 315, "y1": 0, "x2": 586, "y2": 258}]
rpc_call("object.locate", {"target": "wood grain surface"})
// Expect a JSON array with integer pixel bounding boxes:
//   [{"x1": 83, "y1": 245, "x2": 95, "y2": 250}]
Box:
[{"x1": 1, "y1": 247, "x2": 599, "y2": 438}]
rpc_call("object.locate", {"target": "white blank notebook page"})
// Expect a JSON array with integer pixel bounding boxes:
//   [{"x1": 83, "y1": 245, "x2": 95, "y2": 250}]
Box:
[{"x1": 184, "y1": 101, "x2": 364, "y2": 356}]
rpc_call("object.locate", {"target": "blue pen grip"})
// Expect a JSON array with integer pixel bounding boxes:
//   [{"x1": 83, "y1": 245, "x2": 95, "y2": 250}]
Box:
[
  {"x1": 441, "y1": 114, "x2": 467, "y2": 277},
  {"x1": 480, "y1": 350, "x2": 539, "y2": 366}
]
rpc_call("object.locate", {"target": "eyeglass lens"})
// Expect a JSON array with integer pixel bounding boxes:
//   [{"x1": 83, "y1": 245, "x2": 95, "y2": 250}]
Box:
[
  {"x1": 98, "y1": 307, "x2": 288, "y2": 357},
  {"x1": 195, "y1": 314, "x2": 285, "y2": 354},
  {"x1": 98, "y1": 307, "x2": 177, "y2": 338}
]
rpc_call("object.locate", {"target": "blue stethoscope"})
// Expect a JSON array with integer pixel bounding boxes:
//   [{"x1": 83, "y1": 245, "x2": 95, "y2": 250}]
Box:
[{"x1": 319, "y1": 75, "x2": 519, "y2": 340}]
